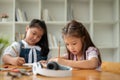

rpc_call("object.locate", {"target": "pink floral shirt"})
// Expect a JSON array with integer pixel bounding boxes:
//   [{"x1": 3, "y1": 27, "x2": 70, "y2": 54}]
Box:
[{"x1": 64, "y1": 47, "x2": 101, "y2": 71}]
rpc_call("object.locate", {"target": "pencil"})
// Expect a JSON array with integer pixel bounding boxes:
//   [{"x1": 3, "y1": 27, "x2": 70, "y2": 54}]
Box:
[
  {"x1": 58, "y1": 41, "x2": 60, "y2": 58},
  {"x1": 12, "y1": 46, "x2": 19, "y2": 56}
]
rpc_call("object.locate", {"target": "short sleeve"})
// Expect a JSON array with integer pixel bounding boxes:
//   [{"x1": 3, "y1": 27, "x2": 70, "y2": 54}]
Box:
[
  {"x1": 86, "y1": 47, "x2": 98, "y2": 60},
  {"x1": 3, "y1": 41, "x2": 20, "y2": 57},
  {"x1": 63, "y1": 53, "x2": 68, "y2": 59}
]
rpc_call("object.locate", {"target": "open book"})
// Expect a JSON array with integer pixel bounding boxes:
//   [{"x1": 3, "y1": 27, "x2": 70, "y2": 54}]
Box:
[{"x1": 32, "y1": 62, "x2": 72, "y2": 77}]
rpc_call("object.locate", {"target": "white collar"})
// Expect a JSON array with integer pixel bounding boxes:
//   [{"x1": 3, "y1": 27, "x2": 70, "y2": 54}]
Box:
[{"x1": 21, "y1": 40, "x2": 41, "y2": 51}]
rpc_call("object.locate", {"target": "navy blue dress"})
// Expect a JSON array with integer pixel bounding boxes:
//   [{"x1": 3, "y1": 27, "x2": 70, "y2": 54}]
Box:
[{"x1": 19, "y1": 41, "x2": 47, "y2": 63}]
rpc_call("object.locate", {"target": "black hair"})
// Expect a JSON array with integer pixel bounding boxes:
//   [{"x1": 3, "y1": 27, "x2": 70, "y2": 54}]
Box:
[{"x1": 28, "y1": 19, "x2": 49, "y2": 57}]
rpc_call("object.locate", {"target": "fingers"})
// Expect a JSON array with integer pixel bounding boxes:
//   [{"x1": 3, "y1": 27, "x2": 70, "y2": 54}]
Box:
[
  {"x1": 40, "y1": 60, "x2": 48, "y2": 64},
  {"x1": 17, "y1": 57, "x2": 25, "y2": 66},
  {"x1": 39, "y1": 60, "x2": 48, "y2": 68},
  {"x1": 49, "y1": 58, "x2": 58, "y2": 62}
]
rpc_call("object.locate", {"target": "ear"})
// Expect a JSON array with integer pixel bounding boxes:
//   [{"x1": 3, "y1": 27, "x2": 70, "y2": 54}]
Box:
[{"x1": 26, "y1": 25, "x2": 29, "y2": 32}]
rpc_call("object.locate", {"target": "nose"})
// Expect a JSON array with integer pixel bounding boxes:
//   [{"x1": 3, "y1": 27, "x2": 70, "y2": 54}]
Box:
[
  {"x1": 33, "y1": 35, "x2": 38, "y2": 40},
  {"x1": 69, "y1": 45, "x2": 74, "y2": 51}
]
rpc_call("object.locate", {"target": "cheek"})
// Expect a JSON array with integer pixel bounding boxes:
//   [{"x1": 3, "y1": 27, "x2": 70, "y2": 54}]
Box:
[
  {"x1": 27, "y1": 32, "x2": 33, "y2": 39},
  {"x1": 36, "y1": 38, "x2": 41, "y2": 42},
  {"x1": 66, "y1": 46, "x2": 70, "y2": 50},
  {"x1": 25, "y1": 31, "x2": 30, "y2": 38},
  {"x1": 77, "y1": 43, "x2": 82, "y2": 52},
  {"x1": 66, "y1": 45, "x2": 70, "y2": 51}
]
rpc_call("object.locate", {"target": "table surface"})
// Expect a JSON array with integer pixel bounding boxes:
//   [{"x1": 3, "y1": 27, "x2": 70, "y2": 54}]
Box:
[{"x1": 0, "y1": 65, "x2": 120, "y2": 80}]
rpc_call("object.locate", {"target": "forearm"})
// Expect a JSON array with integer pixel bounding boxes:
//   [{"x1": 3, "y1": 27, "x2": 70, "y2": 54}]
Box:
[
  {"x1": 2, "y1": 54, "x2": 14, "y2": 65},
  {"x1": 60, "y1": 56, "x2": 67, "y2": 59},
  {"x1": 59, "y1": 58, "x2": 99, "y2": 69}
]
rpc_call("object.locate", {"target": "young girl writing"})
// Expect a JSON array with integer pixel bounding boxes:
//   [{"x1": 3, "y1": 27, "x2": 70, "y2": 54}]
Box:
[
  {"x1": 2, "y1": 19, "x2": 49, "y2": 66},
  {"x1": 49, "y1": 20, "x2": 102, "y2": 70}
]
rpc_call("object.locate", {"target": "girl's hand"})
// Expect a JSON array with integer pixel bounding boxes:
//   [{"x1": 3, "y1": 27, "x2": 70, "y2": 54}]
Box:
[
  {"x1": 39, "y1": 60, "x2": 48, "y2": 68},
  {"x1": 12, "y1": 57, "x2": 25, "y2": 66},
  {"x1": 48, "y1": 57, "x2": 58, "y2": 62},
  {"x1": 40, "y1": 60, "x2": 48, "y2": 64},
  {"x1": 49, "y1": 57, "x2": 64, "y2": 64}
]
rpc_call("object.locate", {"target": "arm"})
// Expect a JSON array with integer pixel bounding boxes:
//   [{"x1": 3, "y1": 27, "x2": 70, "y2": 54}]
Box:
[
  {"x1": 58, "y1": 57, "x2": 99, "y2": 69},
  {"x1": 2, "y1": 42, "x2": 25, "y2": 65},
  {"x1": 59, "y1": 48, "x2": 100, "y2": 69},
  {"x1": 2, "y1": 54, "x2": 25, "y2": 66},
  {"x1": 49, "y1": 47, "x2": 100, "y2": 69}
]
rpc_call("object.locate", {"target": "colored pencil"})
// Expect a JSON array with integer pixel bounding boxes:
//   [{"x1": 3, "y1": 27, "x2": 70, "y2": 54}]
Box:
[{"x1": 12, "y1": 46, "x2": 19, "y2": 56}]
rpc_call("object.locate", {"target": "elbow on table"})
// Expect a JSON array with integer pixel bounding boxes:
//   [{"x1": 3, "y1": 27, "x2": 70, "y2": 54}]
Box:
[{"x1": 88, "y1": 58, "x2": 99, "y2": 69}]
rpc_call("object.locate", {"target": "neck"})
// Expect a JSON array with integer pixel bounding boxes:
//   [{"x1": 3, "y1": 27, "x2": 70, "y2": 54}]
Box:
[{"x1": 76, "y1": 52, "x2": 83, "y2": 60}]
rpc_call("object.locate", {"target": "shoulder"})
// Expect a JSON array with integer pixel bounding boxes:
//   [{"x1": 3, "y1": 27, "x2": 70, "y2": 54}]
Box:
[
  {"x1": 11, "y1": 41, "x2": 20, "y2": 47},
  {"x1": 7, "y1": 41, "x2": 21, "y2": 50},
  {"x1": 86, "y1": 47, "x2": 98, "y2": 54},
  {"x1": 86, "y1": 47, "x2": 99, "y2": 59},
  {"x1": 3, "y1": 41, "x2": 21, "y2": 56}
]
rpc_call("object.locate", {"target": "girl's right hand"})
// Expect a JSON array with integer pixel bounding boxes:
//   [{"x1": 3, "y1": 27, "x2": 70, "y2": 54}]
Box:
[{"x1": 12, "y1": 57, "x2": 25, "y2": 66}]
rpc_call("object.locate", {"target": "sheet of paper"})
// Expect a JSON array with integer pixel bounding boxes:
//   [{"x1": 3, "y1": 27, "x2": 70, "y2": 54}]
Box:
[{"x1": 22, "y1": 63, "x2": 33, "y2": 67}]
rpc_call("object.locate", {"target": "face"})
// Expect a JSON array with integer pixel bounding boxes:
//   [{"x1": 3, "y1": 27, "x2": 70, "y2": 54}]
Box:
[
  {"x1": 25, "y1": 26, "x2": 44, "y2": 45},
  {"x1": 63, "y1": 35, "x2": 83, "y2": 55}
]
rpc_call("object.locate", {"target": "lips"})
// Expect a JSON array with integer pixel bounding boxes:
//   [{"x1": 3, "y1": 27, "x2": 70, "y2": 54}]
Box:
[
  {"x1": 31, "y1": 40, "x2": 35, "y2": 42},
  {"x1": 30, "y1": 39, "x2": 36, "y2": 42},
  {"x1": 29, "y1": 40, "x2": 36, "y2": 44},
  {"x1": 71, "y1": 51, "x2": 77, "y2": 53}
]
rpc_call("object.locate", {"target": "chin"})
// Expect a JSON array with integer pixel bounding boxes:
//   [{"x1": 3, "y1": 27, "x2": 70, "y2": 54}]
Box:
[
  {"x1": 29, "y1": 42, "x2": 35, "y2": 45},
  {"x1": 72, "y1": 52, "x2": 78, "y2": 55}
]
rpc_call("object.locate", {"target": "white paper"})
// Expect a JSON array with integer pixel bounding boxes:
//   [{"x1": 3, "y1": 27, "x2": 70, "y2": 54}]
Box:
[{"x1": 32, "y1": 62, "x2": 72, "y2": 77}]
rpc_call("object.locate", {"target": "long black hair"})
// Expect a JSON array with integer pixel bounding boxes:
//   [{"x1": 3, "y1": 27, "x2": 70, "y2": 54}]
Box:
[
  {"x1": 62, "y1": 20, "x2": 102, "y2": 64},
  {"x1": 28, "y1": 19, "x2": 49, "y2": 57}
]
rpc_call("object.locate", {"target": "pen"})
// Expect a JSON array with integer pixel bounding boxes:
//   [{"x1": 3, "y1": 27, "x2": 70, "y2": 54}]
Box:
[{"x1": 12, "y1": 46, "x2": 19, "y2": 56}]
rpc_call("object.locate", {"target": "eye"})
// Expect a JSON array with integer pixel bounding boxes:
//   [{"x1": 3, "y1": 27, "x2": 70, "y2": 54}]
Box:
[
  {"x1": 72, "y1": 42, "x2": 76, "y2": 45},
  {"x1": 31, "y1": 30, "x2": 36, "y2": 35},
  {"x1": 66, "y1": 43, "x2": 69, "y2": 46},
  {"x1": 32, "y1": 32, "x2": 36, "y2": 35}
]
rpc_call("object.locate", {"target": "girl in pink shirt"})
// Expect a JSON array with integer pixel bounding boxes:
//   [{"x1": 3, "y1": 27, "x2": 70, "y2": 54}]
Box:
[{"x1": 49, "y1": 20, "x2": 102, "y2": 70}]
